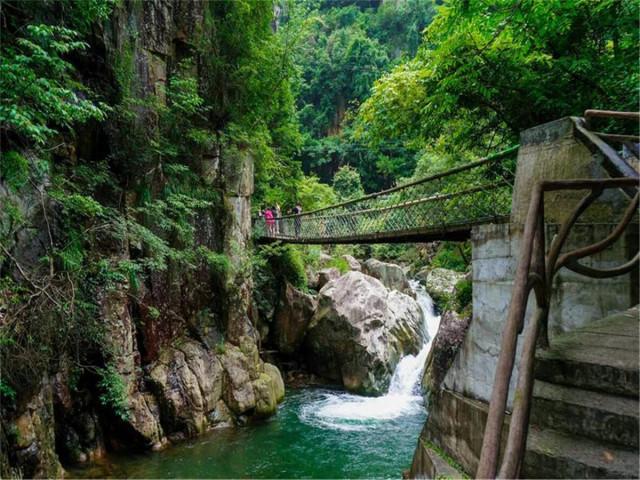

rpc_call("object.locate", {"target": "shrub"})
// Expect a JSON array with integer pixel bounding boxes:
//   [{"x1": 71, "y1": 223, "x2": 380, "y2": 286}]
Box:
[
  {"x1": 97, "y1": 364, "x2": 130, "y2": 421},
  {"x1": 432, "y1": 242, "x2": 470, "y2": 272},
  {"x1": 264, "y1": 243, "x2": 307, "y2": 289},
  {"x1": 327, "y1": 257, "x2": 349, "y2": 273},
  {"x1": 454, "y1": 278, "x2": 472, "y2": 312},
  {"x1": 0, "y1": 151, "x2": 29, "y2": 191}
]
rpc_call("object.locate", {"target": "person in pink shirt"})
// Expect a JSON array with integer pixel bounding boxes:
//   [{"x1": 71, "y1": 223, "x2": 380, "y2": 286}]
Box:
[{"x1": 264, "y1": 207, "x2": 275, "y2": 236}]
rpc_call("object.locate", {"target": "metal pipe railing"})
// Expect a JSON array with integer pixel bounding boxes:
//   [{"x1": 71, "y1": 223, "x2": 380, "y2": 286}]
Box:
[{"x1": 476, "y1": 111, "x2": 639, "y2": 478}]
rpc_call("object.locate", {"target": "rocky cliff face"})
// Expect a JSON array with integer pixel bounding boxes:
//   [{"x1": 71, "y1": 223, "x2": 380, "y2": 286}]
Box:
[{"x1": 0, "y1": 2, "x2": 283, "y2": 477}]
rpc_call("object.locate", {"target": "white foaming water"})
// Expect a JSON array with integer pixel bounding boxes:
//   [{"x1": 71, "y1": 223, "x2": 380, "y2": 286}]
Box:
[{"x1": 299, "y1": 279, "x2": 440, "y2": 431}]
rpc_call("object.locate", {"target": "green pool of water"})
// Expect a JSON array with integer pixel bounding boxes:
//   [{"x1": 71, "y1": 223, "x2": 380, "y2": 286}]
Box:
[{"x1": 71, "y1": 387, "x2": 426, "y2": 479}]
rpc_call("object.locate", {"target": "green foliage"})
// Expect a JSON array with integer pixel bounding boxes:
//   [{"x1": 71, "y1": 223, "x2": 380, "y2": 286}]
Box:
[
  {"x1": 215, "y1": 339, "x2": 227, "y2": 355},
  {"x1": 258, "y1": 243, "x2": 307, "y2": 290},
  {"x1": 288, "y1": 0, "x2": 434, "y2": 138},
  {"x1": 454, "y1": 278, "x2": 472, "y2": 312},
  {"x1": 357, "y1": 0, "x2": 639, "y2": 155},
  {"x1": 197, "y1": 247, "x2": 230, "y2": 278},
  {"x1": 284, "y1": 0, "x2": 434, "y2": 190},
  {"x1": 332, "y1": 165, "x2": 364, "y2": 201},
  {"x1": 0, "y1": 379, "x2": 17, "y2": 402},
  {"x1": 297, "y1": 175, "x2": 338, "y2": 212},
  {"x1": 197, "y1": 1, "x2": 303, "y2": 210},
  {"x1": 326, "y1": 256, "x2": 349, "y2": 274},
  {"x1": 51, "y1": 192, "x2": 105, "y2": 219},
  {"x1": 252, "y1": 242, "x2": 307, "y2": 324},
  {"x1": 0, "y1": 151, "x2": 30, "y2": 192},
  {"x1": 0, "y1": 24, "x2": 108, "y2": 145},
  {"x1": 432, "y1": 242, "x2": 470, "y2": 273},
  {"x1": 0, "y1": 199, "x2": 25, "y2": 247},
  {"x1": 97, "y1": 365, "x2": 130, "y2": 421}
]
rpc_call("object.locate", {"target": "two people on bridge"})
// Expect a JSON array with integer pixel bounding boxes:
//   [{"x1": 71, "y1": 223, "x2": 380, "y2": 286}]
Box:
[{"x1": 260, "y1": 203, "x2": 302, "y2": 237}]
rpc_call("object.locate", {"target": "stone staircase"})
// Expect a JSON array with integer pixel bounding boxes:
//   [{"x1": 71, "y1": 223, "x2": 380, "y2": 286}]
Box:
[{"x1": 523, "y1": 306, "x2": 640, "y2": 478}]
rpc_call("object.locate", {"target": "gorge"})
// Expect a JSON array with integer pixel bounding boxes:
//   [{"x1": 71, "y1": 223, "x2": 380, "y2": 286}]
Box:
[{"x1": 1, "y1": 1, "x2": 638, "y2": 479}]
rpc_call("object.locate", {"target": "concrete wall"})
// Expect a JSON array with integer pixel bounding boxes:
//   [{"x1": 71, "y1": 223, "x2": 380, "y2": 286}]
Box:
[
  {"x1": 411, "y1": 116, "x2": 638, "y2": 478},
  {"x1": 511, "y1": 117, "x2": 628, "y2": 225},
  {"x1": 444, "y1": 223, "x2": 637, "y2": 406},
  {"x1": 443, "y1": 117, "x2": 638, "y2": 406}
]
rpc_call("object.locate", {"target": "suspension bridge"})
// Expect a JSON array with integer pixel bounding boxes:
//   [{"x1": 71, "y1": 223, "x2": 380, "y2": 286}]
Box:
[{"x1": 254, "y1": 146, "x2": 519, "y2": 244}]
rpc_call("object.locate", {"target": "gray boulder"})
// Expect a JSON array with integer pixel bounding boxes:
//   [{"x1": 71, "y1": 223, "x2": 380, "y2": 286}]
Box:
[
  {"x1": 318, "y1": 252, "x2": 333, "y2": 267},
  {"x1": 362, "y1": 258, "x2": 411, "y2": 294},
  {"x1": 305, "y1": 271, "x2": 425, "y2": 394},
  {"x1": 420, "y1": 268, "x2": 465, "y2": 306},
  {"x1": 148, "y1": 339, "x2": 223, "y2": 435},
  {"x1": 147, "y1": 336, "x2": 285, "y2": 433}
]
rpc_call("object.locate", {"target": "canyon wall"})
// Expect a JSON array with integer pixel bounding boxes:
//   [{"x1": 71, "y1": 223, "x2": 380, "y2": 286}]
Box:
[{"x1": 0, "y1": 2, "x2": 283, "y2": 477}]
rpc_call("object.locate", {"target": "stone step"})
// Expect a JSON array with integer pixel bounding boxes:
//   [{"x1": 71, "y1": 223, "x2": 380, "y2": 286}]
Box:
[
  {"x1": 531, "y1": 380, "x2": 639, "y2": 448},
  {"x1": 524, "y1": 427, "x2": 639, "y2": 479},
  {"x1": 408, "y1": 438, "x2": 467, "y2": 479},
  {"x1": 535, "y1": 307, "x2": 639, "y2": 398}
]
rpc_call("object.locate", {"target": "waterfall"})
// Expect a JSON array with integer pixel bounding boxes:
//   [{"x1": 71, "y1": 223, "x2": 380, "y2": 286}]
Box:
[
  {"x1": 299, "y1": 280, "x2": 441, "y2": 431},
  {"x1": 387, "y1": 280, "x2": 440, "y2": 397}
]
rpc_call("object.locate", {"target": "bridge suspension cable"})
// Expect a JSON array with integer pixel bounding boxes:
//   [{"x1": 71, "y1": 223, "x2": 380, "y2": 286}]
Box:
[{"x1": 254, "y1": 145, "x2": 520, "y2": 244}]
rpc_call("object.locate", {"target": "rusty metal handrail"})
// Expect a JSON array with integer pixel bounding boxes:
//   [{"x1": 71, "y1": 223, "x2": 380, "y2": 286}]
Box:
[
  {"x1": 476, "y1": 177, "x2": 640, "y2": 479},
  {"x1": 584, "y1": 109, "x2": 640, "y2": 123}
]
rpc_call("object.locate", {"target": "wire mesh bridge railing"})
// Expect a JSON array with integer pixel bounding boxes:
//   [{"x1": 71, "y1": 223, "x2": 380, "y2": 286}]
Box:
[{"x1": 254, "y1": 146, "x2": 519, "y2": 244}]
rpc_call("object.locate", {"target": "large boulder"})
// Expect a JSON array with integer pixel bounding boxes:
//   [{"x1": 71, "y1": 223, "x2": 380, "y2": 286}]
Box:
[
  {"x1": 362, "y1": 258, "x2": 411, "y2": 294},
  {"x1": 419, "y1": 268, "x2": 465, "y2": 307},
  {"x1": 305, "y1": 271, "x2": 425, "y2": 394},
  {"x1": 219, "y1": 340, "x2": 285, "y2": 418},
  {"x1": 274, "y1": 283, "x2": 317, "y2": 355},
  {"x1": 317, "y1": 267, "x2": 341, "y2": 290},
  {"x1": 148, "y1": 337, "x2": 286, "y2": 431}
]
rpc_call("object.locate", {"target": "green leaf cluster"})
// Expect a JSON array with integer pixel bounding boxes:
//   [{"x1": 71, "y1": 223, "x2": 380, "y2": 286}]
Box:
[
  {"x1": 357, "y1": 0, "x2": 639, "y2": 155},
  {"x1": 0, "y1": 24, "x2": 108, "y2": 145},
  {"x1": 97, "y1": 364, "x2": 130, "y2": 421},
  {"x1": 332, "y1": 164, "x2": 365, "y2": 201}
]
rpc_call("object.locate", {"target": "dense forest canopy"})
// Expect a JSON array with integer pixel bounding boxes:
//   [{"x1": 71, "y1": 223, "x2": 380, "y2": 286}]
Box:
[
  {"x1": 282, "y1": 0, "x2": 436, "y2": 193},
  {"x1": 263, "y1": 0, "x2": 638, "y2": 209},
  {"x1": 356, "y1": 0, "x2": 639, "y2": 166}
]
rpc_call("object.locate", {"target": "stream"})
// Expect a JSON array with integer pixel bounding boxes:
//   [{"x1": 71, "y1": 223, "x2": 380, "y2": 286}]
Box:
[{"x1": 72, "y1": 281, "x2": 440, "y2": 479}]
